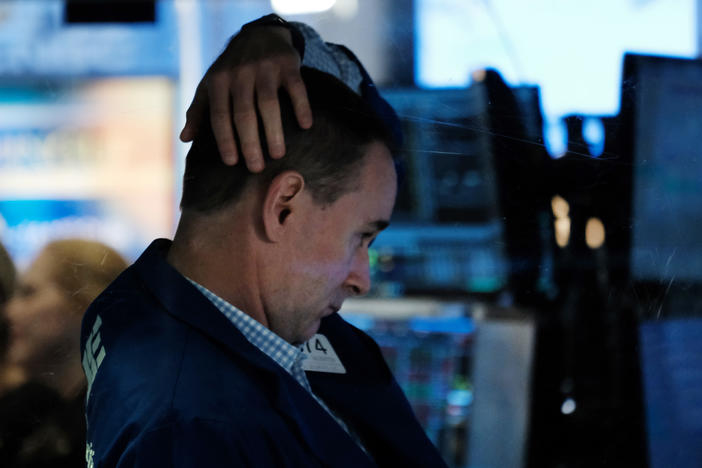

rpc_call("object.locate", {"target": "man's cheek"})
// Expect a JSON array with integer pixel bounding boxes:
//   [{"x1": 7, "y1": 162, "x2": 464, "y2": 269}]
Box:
[{"x1": 293, "y1": 260, "x2": 346, "y2": 278}]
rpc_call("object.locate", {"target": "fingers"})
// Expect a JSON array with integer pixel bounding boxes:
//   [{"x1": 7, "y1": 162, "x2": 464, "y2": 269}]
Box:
[
  {"x1": 186, "y1": 66, "x2": 311, "y2": 172},
  {"x1": 283, "y1": 70, "x2": 313, "y2": 130},
  {"x1": 180, "y1": 83, "x2": 208, "y2": 142},
  {"x1": 231, "y1": 69, "x2": 265, "y2": 172},
  {"x1": 256, "y1": 66, "x2": 285, "y2": 160},
  {"x1": 209, "y1": 72, "x2": 239, "y2": 166},
  {"x1": 188, "y1": 44, "x2": 309, "y2": 172},
  {"x1": 185, "y1": 24, "x2": 309, "y2": 171}
]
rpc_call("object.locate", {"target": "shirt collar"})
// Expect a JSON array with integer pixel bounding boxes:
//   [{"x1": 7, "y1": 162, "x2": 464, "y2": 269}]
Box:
[{"x1": 186, "y1": 278, "x2": 303, "y2": 376}]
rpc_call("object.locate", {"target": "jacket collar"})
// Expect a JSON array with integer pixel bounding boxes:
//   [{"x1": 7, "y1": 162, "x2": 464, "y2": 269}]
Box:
[{"x1": 133, "y1": 239, "x2": 375, "y2": 468}]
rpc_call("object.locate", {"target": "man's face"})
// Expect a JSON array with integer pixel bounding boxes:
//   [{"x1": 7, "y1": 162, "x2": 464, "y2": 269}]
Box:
[
  {"x1": 266, "y1": 142, "x2": 397, "y2": 345},
  {"x1": 5, "y1": 250, "x2": 80, "y2": 373}
]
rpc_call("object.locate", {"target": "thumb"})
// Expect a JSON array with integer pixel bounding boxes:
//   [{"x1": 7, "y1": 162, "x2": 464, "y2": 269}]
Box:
[{"x1": 180, "y1": 85, "x2": 209, "y2": 142}]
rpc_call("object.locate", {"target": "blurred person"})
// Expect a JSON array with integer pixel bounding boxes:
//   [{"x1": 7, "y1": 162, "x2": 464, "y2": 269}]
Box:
[
  {"x1": 0, "y1": 239, "x2": 127, "y2": 468},
  {"x1": 0, "y1": 240, "x2": 17, "y2": 388},
  {"x1": 81, "y1": 62, "x2": 445, "y2": 467},
  {"x1": 0, "y1": 240, "x2": 14, "y2": 305}
]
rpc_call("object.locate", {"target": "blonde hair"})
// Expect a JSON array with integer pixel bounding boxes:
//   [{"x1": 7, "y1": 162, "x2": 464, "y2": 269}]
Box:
[
  {"x1": 0, "y1": 241, "x2": 15, "y2": 304},
  {"x1": 40, "y1": 239, "x2": 128, "y2": 314}
]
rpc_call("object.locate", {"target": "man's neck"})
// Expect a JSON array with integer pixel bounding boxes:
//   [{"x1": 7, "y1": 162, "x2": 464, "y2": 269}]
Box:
[{"x1": 167, "y1": 219, "x2": 270, "y2": 329}]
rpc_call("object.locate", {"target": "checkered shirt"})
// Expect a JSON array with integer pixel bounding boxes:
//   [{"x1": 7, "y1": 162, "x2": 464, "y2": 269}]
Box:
[
  {"x1": 187, "y1": 279, "x2": 311, "y2": 390},
  {"x1": 186, "y1": 278, "x2": 371, "y2": 456},
  {"x1": 292, "y1": 21, "x2": 364, "y2": 95}
]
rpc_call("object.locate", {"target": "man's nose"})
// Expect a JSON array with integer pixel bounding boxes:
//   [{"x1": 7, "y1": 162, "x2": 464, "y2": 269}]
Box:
[{"x1": 344, "y1": 249, "x2": 371, "y2": 297}]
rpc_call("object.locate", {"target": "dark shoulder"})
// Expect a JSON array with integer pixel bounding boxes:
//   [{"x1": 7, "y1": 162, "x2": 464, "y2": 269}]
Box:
[
  {"x1": 319, "y1": 313, "x2": 383, "y2": 352},
  {"x1": 317, "y1": 313, "x2": 392, "y2": 382}
]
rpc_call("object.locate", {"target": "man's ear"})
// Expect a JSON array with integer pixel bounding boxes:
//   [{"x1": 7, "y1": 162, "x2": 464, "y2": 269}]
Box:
[{"x1": 262, "y1": 171, "x2": 305, "y2": 242}]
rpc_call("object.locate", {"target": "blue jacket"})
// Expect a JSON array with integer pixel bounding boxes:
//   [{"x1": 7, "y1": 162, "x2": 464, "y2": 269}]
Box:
[{"x1": 81, "y1": 240, "x2": 448, "y2": 467}]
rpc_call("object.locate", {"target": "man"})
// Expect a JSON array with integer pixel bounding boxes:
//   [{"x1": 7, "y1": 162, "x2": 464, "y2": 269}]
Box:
[{"x1": 81, "y1": 66, "x2": 447, "y2": 467}]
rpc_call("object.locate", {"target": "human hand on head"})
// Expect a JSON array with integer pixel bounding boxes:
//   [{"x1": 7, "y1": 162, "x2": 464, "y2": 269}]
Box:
[{"x1": 179, "y1": 24, "x2": 313, "y2": 173}]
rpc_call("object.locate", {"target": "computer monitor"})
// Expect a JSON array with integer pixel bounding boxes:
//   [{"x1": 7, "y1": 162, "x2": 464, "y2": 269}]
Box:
[
  {"x1": 638, "y1": 319, "x2": 702, "y2": 468},
  {"x1": 372, "y1": 87, "x2": 508, "y2": 296},
  {"x1": 621, "y1": 53, "x2": 702, "y2": 468},
  {"x1": 622, "y1": 53, "x2": 702, "y2": 283}
]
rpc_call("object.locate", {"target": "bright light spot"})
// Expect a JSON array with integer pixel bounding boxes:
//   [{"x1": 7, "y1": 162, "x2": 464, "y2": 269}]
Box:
[
  {"x1": 551, "y1": 195, "x2": 569, "y2": 219},
  {"x1": 333, "y1": 0, "x2": 358, "y2": 20},
  {"x1": 561, "y1": 397, "x2": 577, "y2": 415},
  {"x1": 585, "y1": 217, "x2": 606, "y2": 249},
  {"x1": 544, "y1": 119, "x2": 567, "y2": 158},
  {"x1": 552, "y1": 195, "x2": 571, "y2": 248},
  {"x1": 555, "y1": 218, "x2": 571, "y2": 248},
  {"x1": 271, "y1": 0, "x2": 336, "y2": 15},
  {"x1": 414, "y1": 0, "x2": 696, "y2": 120},
  {"x1": 583, "y1": 117, "x2": 605, "y2": 157},
  {"x1": 447, "y1": 389, "x2": 473, "y2": 407}
]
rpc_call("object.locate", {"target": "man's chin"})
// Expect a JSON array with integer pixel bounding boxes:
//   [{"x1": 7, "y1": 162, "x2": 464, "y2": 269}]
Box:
[{"x1": 295, "y1": 320, "x2": 322, "y2": 345}]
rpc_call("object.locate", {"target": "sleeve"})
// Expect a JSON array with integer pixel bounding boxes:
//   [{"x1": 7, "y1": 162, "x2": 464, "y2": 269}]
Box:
[
  {"x1": 290, "y1": 21, "x2": 403, "y2": 148},
  {"x1": 239, "y1": 14, "x2": 365, "y2": 94},
  {"x1": 289, "y1": 21, "x2": 364, "y2": 94},
  {"x1": 240, "y1": 15, "x2": 402, "y2": 146}
]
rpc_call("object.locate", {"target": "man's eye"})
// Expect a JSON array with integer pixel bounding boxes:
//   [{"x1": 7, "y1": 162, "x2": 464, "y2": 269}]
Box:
[{"x1": 360, "y1": 233, "x2": 375, "y2": 248}]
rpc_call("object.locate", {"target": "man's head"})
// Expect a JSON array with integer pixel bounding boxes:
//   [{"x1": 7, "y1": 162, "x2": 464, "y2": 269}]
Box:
[
  {"x1": 181, "y1": 67, "x2": 396, "y2": 213},
  {"x1": 175, "y1": 68, "x2": 398, "y2": 344}
]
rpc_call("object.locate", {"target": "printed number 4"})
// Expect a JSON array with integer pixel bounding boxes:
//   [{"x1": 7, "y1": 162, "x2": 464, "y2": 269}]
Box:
[
  {"x1": 305, "y1": 338, "x2": 327, "y2": 354},
  {"x1": 315, "y1": 338, "x2": 327, "y2": 354}
]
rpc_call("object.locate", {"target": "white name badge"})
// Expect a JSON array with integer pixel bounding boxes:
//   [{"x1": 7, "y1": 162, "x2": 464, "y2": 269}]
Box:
[{"x1": 300, "y1": 334, "x2": 346, "y2": 374}]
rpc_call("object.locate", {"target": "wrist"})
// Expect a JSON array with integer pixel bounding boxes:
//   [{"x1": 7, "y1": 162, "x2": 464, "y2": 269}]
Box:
[{"x1": 240, "y1": 14, "x2": 306, "y2": 60}]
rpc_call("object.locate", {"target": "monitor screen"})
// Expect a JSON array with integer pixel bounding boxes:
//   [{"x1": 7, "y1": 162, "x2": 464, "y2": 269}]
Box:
[
  {"x1": 623, "y1": 53, "x2": 702, "y2": 468},
  {"x1": 372, "y1": 86, "x2": 507, "y2": 295},
  {"x1": 639, "y1": 319, "x2": 702, "y2": 468},
  {"x1": 624, "y1": 54, "x2": 702, "y2": 282}
]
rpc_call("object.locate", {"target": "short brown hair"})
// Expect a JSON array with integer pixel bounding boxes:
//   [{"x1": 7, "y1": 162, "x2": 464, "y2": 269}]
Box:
[{"x1": 180, "y1": 67, "x2": 394, "y2": 213}]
